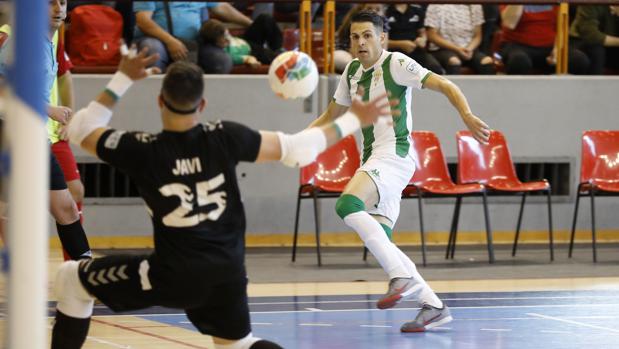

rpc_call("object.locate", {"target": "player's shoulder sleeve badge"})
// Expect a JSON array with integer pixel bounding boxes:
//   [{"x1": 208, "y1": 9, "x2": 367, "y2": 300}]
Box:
[
  {"x1": 406, "y1": 60, "x2": 421, "y2": 75},
  {"x1": 104, "y1": 130, "x2": 126, "y2": 149}
]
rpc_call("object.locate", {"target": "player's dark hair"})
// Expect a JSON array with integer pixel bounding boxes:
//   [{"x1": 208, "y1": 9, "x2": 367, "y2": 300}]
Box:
[
  {"x1": 161, "y1": 61, "x2": 204, "y2": 114},
  {"x1": 351, "y1": 10, "x2": 384, "y2": 33}
]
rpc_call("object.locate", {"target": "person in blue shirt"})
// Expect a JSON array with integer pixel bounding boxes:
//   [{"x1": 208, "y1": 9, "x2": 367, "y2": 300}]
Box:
[{"x1": 134, "y1": 1, "x2": 252, "y2": 71}]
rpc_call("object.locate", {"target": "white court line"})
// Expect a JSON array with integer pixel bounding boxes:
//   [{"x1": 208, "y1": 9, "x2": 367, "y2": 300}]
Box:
[
  {"x1": 299, "y1": 323, "x2": 333, "y2": 327},
  {"x1": 86, "y1": 336, "x2": 132, "y2": 349},
  {"x1": 251, "y1": 322, "x2": 274, "y2": 325},
  {"x1": 47, "y1": 324, "x2": 130, "y2": 348},
  {"x1": 246, "y1": 295, "x2": 619, "y2": 306},
  {"x1": 360, "y1": 325, "x2": 392, "y2": 328},
  {"x1": 527, "y1": 313, "x2": 619, "y2": 334},
  {"x1": 434, "y1": 327, "x2": 452, "y2": 330},
  {"x1": 480, "y1": 328, "x2": 512, "y2": 332},
  {"x1": 305, "y1": 308, "x2": 322, "y2": 312},
  {"x1": 540, "y1": 330, "x2": 571, "y2": 334},
  {"x1": 90, "y1": 303, "x2": 619, "y2": 317}
]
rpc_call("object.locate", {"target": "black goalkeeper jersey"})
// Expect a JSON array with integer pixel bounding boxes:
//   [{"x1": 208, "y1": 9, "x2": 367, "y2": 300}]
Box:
[{"x1": 96, "y1": 121, "x2": 261, "y2": 283}]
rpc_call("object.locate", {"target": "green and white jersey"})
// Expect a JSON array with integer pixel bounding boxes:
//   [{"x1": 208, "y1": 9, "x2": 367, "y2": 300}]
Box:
[{"x1": 334, "y1": 50, "x2": 431, "y2": 163}]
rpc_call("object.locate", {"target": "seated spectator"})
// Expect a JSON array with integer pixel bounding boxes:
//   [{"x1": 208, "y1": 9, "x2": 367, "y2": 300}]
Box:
[
  {"x1": 425, "y1": 4, "x2": 495, "y2": 75},
  {"x1": 500, "y1": 5, "x2": 589, "y2": 75},
  {"x1": 133, "y1": 1, "x2": 252, "y2": 71},
  {"x1": 570, "y1": 5, "x2": 619, "y2": 74},
  {"x1": 199, "y1": 14, "x2": 283, "y2": 71},
  {"x1": 386, "y1": 3, "x2": 444, "y2": 74},
  {"x1": 334, "y1": 3, "x2": 388, "y2": 73}
]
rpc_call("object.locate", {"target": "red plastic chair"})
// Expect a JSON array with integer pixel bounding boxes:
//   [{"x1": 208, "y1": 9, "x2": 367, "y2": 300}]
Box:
[
  {"x1": 456, "y1": 130, "x2": 554, "y2": 261},
  {"x1": 569, "y1": 131, "x2": 619, "y2": 262},
  {"x1": 401, "y1": 131, "x2": 490, "y2": 264},
  {"x1": 292, "y1": 135, "x2": 360, "y2": 266}
]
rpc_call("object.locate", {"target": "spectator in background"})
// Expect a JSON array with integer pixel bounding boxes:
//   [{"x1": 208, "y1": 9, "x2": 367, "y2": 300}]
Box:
[
  {"x1": 334, "y1": 3, "x2": 387, "y2": 73},
  {"x1": 199, "y1": 15, "x2": 283, "y2": 71},
  {"x1": 134, "y1": 1, "x2": 252, "y2": 71},
  {"x1": 500, "y1": 5, "x2": 589, "y2": 75},
  {"x1": 386, "y1": 3, "x2": 444, "y2": 74},
  {"x1": 425, "y1": 4, "x2": 495, "y2": 75},
  {"x1": 570, "y1": 5, "x2": 619, "y2": 75},
  {"x1": 480, "y1": 5, "x2": 500, "y2": 55}
]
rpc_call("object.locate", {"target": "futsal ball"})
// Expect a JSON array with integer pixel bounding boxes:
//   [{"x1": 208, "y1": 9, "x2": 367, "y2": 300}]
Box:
[{"x1": 268, "y1": 51, "x2": 319, "y2": 99}]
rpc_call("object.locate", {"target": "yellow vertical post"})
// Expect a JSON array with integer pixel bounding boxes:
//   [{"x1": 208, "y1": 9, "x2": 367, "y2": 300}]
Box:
[
  {"x1": 299, "y1": 0, "x2": 312, "y2": 55},
  {"x1": 323, "y1": 0, "x2": 336, "y2": 74},
  {"x1": 556, "y1": 3, "x2": 569, "y2": 74}
]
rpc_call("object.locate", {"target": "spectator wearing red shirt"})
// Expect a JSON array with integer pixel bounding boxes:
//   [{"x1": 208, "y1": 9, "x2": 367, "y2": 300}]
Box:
[{"x1": 500, "y1": 5, "x2": 589, "y2": 74}]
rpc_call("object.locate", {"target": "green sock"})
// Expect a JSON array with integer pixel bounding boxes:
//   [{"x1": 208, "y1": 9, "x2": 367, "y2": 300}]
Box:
[{"x1": 380, "y1": 223, "x2": 393, "y2": 241}]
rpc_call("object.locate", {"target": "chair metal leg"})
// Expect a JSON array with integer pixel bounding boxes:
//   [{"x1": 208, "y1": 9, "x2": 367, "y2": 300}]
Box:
[
  {"x1": 482, "y1": 190, "x2": 495, "y2": 264},
  {"x1": 417, "y1": 188, "x2": 427, "y2": 267},
  {"x1": 512, "y1": 192, "x2": 527, "y2": 257},
  {"x1": 312, "y1": 191, "x2": 322, "y2": 266},
  {"x1": 590, "y1": 188, "x2": 597, "y2": 263},
  {"x1": 546, "y1": 188, "x2": 554, "y2": 261},
  {"x1": 292, "y1": 188, "x2": 303, "y2": 262},
  {"x1": 363, "y1": 246, "x2": 368, "y2": 261},
  {"x1": 446, "y1": 196, "x2": 462, "y2": 259},
  {"x1": 568, "y1": 185, "x2": 583, "y2": 258}
]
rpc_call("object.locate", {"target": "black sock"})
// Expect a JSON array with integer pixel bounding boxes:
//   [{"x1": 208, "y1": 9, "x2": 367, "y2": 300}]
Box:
[
  {"x1": 250, "y1": 340, "x2": 284, "y2": 349},
  {"x1": 56, "y1": 220, "x2": 91, "y2": 260},
  {"x1": 51, "y1": 311, "x2": 91, "y2": 349}
]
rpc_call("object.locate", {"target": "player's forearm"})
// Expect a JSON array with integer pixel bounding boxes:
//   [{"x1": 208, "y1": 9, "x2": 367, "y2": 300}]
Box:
[
  {"x1": 441, "y1": 79, "x2": 473, "y2": 119},
  {"x1": 58, "y1": 72, "x2": 75, "y2": 110}
]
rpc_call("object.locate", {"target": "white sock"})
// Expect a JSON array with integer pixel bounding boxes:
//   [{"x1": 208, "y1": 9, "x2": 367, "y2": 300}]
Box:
[
  {"x1": 393, "y1": 247, "x2": 443, "y2": 308},
  {"x1": 343, "y1": 211, "x2": 410, "y2": 279}
]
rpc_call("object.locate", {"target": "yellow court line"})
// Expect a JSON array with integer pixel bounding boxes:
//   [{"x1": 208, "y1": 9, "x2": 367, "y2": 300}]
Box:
[
  {"x1": 47, "y1": 229, "x2": 619, "y2": 249},
  {"x1": 247, "y1": 277, "x2": 619, "y2": 297}
]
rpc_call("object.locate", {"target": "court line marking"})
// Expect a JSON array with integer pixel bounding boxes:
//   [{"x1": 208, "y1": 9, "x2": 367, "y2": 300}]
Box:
[
  {"x1": 527, "y1": 313, "x2": 619, "y2": 334},
  {"x1": 91, "y1": 318, "x2": 209, "y2": 349},
  {"x1": 299, "y1": 323, "x2": 333, "y2": 327},
  {"x1": 360, "y1": 325, "x2": 392, "y2": 328},
  {"x1": 480, "y1": 328, "x2": 512, "y2": 332},
  {"x1": 93, "y1": 303, "x2": 619, "y2": 317},
  {"x1": 47, "y1": 324, "x2": 131, "y2": 348},
  {"x1": 244, "y1": 295, "x2": 619, "y2": 306},
  {"x1": 305, "y1": 308, "x2": 322, "y2": 312}
]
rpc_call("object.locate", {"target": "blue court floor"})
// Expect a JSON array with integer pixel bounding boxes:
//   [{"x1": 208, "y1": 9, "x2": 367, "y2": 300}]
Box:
[{"x1": 90, "y1": 290, "x2": 619, "y2": 349}]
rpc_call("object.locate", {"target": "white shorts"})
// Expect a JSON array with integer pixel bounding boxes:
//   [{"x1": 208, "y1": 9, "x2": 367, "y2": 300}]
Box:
[{"x1": 357, "y1": 153, "x2": 415, "y2": 224}]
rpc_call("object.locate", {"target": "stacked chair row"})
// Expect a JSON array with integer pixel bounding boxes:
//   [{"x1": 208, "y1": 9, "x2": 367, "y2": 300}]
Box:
[{"x1": 292, "y1": 130, "x2": 619, "y2": 266}]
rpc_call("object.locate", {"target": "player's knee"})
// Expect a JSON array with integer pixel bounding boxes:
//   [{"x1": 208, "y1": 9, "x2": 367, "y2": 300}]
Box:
[
  {"x1": 51, "y1": 192, "x2": 80, "y2": 224},
  {"x1": 55, "y1": 261, "x2": 94, "y2": 319},
  {"x1": 335, "y1": 194, "x2": 366, "y2": 219},
  {"x1": 213, "y1": 334, "x2": 282, "y2": 349},
  {"x1": 67, "y1": 180, "x2": 85, "y2": 203}
]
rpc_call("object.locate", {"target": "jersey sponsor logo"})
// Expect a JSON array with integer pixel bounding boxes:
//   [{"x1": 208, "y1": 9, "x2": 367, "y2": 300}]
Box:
[
  {"x1": 369, "y1": 168, "x2": 381, "y2": 179},
  {"x1": 203, "y1": 120, "x2": 223, "y2": 132},
  {"x1": 159, "y1": 173, "x2": 227, "y2": 227},
  {"x1": 406, "y1": 60, "x2": 420, "y2": 74},
  {"x1": 104, "y1": 130, "x2": 126, "y2": 149},
  {"x1": 134, "y1": 132, "x2": 155, "y2": 143},
  {"x1": 86, "y1": 264, "x2": 129, "y2": 287},
  {"x1": 172, "y1": 157, "x2": 203, "y2": 176},
  {"x1": 398, "y1": 59, "x2": 405, "y2": 66},
  {"x1": 373, "y1": 70, "x2": 383, "y2": 87},
  {"x1": 409, "y1": 15, "x2": 420, "y2": 22}
]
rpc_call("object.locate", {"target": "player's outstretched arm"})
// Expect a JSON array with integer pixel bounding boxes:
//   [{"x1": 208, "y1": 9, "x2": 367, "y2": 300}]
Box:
[
  {"x1": 66, "y1": 44, "x2": 160, "y2": 156},
  {"x1": 423, "y1": 73, "x2": 491, "y2": 144},
  {"x1": 307, "y1": 100, "x2": 349, "y2": 128},
  {"x1": 255, "y1": 92, "x2": 397, "y2": 166}
]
